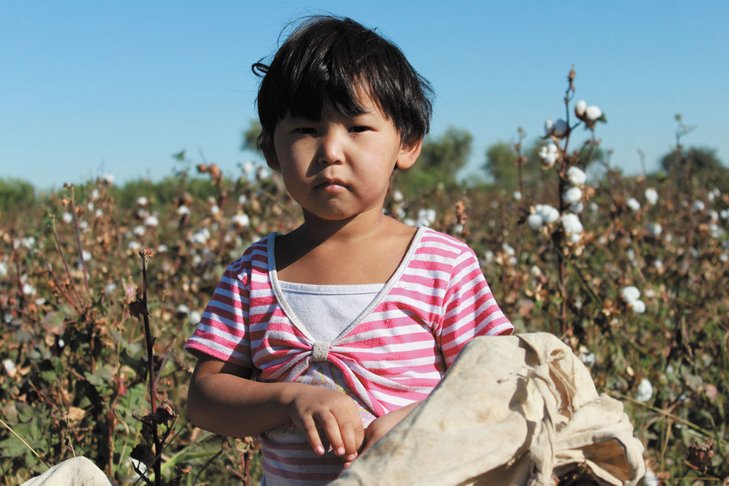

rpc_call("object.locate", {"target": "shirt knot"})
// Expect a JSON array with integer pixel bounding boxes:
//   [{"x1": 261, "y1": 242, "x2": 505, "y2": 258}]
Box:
[{"x1": 311, "y1": 342, "x2": 330, "y2": 362}]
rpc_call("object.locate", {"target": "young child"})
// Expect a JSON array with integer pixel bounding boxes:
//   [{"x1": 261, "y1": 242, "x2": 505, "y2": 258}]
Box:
[{"x1": 185, "y1": 16, "x2": 513, "y2": 484}]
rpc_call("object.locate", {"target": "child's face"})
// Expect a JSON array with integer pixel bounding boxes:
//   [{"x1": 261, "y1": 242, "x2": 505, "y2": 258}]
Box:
[{"x1": 266, "y1": 89, "x2": 421, "y2": 223}]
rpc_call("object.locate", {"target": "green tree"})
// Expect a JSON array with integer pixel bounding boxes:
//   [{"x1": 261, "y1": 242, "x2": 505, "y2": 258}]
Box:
[
  {"x1": 660, "y1": 146, "x2": 724, "y2": 176},
  {"x1": 396, "y1": 127, "x2": 472, "y2": 195},
  {"x1": 242, "y1": 120, "x2": 262, "y2": 153},
  {"x1": 660, "y1": 146, "x2": 728, "y2": 192},
  {"x1": 0, "y1": 178, "x2": 36, "y2": 212}
]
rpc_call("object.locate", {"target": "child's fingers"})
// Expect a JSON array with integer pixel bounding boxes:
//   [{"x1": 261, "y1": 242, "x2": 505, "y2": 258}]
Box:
[
  {"x1": 300, "y1": 416, "x2": 326, "y2": 456},
  {"x1": 318, "y1": 411, "x2": 347, "y2": 457},
  {"x1": 339, "y1": 419, "x2": 360, "y2": 459}
]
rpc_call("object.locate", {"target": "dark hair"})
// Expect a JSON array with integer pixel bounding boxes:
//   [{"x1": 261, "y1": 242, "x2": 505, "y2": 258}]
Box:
[{"x1": 253, "y1": 16, "x2": 433, "y2": 152}]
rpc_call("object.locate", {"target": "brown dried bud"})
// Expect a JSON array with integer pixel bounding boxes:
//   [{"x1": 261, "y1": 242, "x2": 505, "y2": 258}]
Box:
[{"x1": 208, "y1": 163, "x2": 221, "y2": 180}]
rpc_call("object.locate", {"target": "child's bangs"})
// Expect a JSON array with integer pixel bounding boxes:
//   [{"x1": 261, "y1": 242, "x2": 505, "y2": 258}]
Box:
[{"x1": 285, "y1": 59, "x2": 373, "y2": 122}]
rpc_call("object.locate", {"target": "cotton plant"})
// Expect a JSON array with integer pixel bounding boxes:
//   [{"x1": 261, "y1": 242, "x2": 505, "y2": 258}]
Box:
[{"x1": 521, "y1": 68, "x2": 607, "y2": 335}]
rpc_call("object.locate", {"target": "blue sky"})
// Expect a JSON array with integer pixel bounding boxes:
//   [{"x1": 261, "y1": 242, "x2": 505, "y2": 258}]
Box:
[{"x1": 2, "y1": 1, "x2": 728, "y2": 190}]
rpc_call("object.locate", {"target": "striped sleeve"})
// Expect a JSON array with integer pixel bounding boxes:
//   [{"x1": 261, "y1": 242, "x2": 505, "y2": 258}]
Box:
[
  {"x1": 184, "y1": 259, "x2": 253, "y2": 368},
  {"x1": 437, "y1": 246, "x2": 513, "y2": 367}
]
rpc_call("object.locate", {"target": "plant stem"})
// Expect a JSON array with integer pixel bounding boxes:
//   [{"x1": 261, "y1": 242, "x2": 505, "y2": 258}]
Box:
[{"x1": 140, "y1": 251, "x2": 162, "y2": 485}]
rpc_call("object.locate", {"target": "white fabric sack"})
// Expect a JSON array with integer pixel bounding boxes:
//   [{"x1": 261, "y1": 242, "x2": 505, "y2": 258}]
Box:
[
  {"x1": 334, "y1": 332, "x2": 645, "y2": 486},
  {"x1": 20, "y1": 456, "x2": 112, "y2": 486}
]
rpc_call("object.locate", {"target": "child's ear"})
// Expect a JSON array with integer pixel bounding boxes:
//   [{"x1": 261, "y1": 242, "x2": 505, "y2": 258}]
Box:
[
  {"x1": 262, "y1": 145, "x2": 280, "y2": 171},
  {"x1": 395, "y1": 138, "x2": 423, "y2": 170}
]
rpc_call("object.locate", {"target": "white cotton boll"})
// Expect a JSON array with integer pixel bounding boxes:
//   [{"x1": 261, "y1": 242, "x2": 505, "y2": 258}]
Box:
[
  {"x1": 569, "y1": 232, "x2": 582, "y2": 243},
  {"x1": 589, "y1": 202, "x2": 599, "y2": 213},
  {"x1": 578, "y1": 346, "x2": 596, "y2": 366},
  {"x1": 136, "y1": 196, "x2": 149, "y2": 207},
  {"x1": 693, "y1": 200, "x2": 705, "y2": 212},
  {"x1": 177, "y1": 205, "x2": 191, "y2": 216},
  {"x1": 537, "y1": 204, "x2": 560, "y2": 224},
  {"x1": 417, "y1": 208, "x2": 437, "y2": 227},
  {"x1": 575, "y1": 100, "x2": 587, "y2": 118},
  {"x1": 82, "y1": 250, "x2": 92, "y2": 262},
  {"x1": 2, "y1": 359, "x2": 16, "y2": 376},
  {"x1": 22, "y1": 283, "x2": 36, "y2": 296},
  {"x1": 642, "y1": 467, "x2": 660, "y2": 486},
  {"x1": 452, "y1": 223, "x2": 464, "y2": 234},
  {"x1": 189, "y1": 311, "x2": 202, "y2": 325},
  {"x1": 653, "y1": 259, "x2": 664, "y2": 271},
  {"x1": 157, "y1": 244, "x2": 168, "y2": 253},
  {"x1": 392, "y1": 190, "x2": 404, "y2": 202},
  {"x1": 644, "y1": 188, "x2": 658, "y2": 205},
  {"x1": 62, "y1": 212, "x2": 73, "y2": 224},
  {"x1": 721, "y1": 253, "x2": 729, "y2": 263},
  {"x1": 634, "y1": 378, "x2": 653, "y2": 402},
  {"x1": 562, "y1": 187, "x2": 583, "y2": 205},
  {"x1": 530, "y1": 265, "x2": 542, "y2": 278},
  {"x1": 647, "y1": 223, "x2": 662, "y2": 237},
  {"x1": 710, "y1": 223, "x2": 723, "y2": 239},
  {"x1": 569, "y1": 202, "x2": 584, "y2": 214},
  {"x1": 538, "y1": 143, "x2": 560, "y2": 168},
  {"x1": 176, "y1": 304, "x2": 191, "y2": 316},
  {"x1": 101, "y1": 174, "x2": 115, "y2": 185},
  {"x1": 502, "y1": 243, "x2": 515, "y2": 256},
  {"x1": 21, "y1": 237, "x2": 36, "y2": 249},
  {"x1": 91, "y1": 189, "x2": 100, "y2": 201},
  {"x1": 95, "y1": 209, "x2": 103, "y2": 218},
  {"x1": 561, "y1": 213, "x2": 584, "y2": 236},
  {"x1": 527, "y1": 213, "x2": 544, "y2": 230},
  {"x1": 621, "y1": 286, "x2": 640, "y2": 304},
  {"x1": 133, "y1": 225, "x2": 146, "y2": 237},
  {"x1": 232, "y1": 213, "x2": 250, "y2": 228},
  {"x1": 626, "y1": 248, "x2": 636, "y2": 263},
  {"x1": 128, "y1": 241, "x2": 141, "y2": 251},
  {"x1": 87, "y1": 202, "x2": 94, "y2": 212},
  {"x1": 144, "y1": 215, "x2": 159, "y2": 227},
  {"x1": 551, "y1": 119, "x2": 568, "y2": 138},
  {"x1": 210, "y1": 205, "x2": 220, "y2": 216},
  {"x1": 512, "y1": 191, "x2": 522, "y2": 201},
  {"x1": 0, "y1": 261, "x2": 7, "y2": 277},
  {"x1": 242, "y1": 161, "x2": 255, "y2": 176},
  {"x1": 720, "y1": 209, "x2": 729, "y2": 220},
  {"x1": 104, "y1": 283, "x2": 117, "y2": 294},
  {"x1": 626, "y1": 198, "x2": 641, "y2": 212},
  {"x1": 238, "y1": 194, "x2": 248, "y2": 205},
  {"x1": 79, "y1": 220, "x2": 89, "y2": 231},
  {"x1": 585, "y1": 105, "x2": 602, "y2": 122},
  {"x1": 191, "y1": 228, "x2": 211, "y2": 245},
  {"x1": 403, "y1": 218, "x2": 416, "y2": 227},
  {"x1": 544, "y1": 119, "x2": 554, "y2": 135},
  {"x1": 566, "y1": 166, "x2": 587, "y2": 186},
  {"x1": 709, "y1": 210, "x2": 719, "y2": 222},
  {"x1": 483, "y1": 250, "x2": 494, "y2": 264}
]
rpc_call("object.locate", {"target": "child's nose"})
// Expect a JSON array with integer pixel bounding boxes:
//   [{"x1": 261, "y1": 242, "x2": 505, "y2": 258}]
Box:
[{"x1": 318, "y1": 131, "x2": 346, "y2": 165}]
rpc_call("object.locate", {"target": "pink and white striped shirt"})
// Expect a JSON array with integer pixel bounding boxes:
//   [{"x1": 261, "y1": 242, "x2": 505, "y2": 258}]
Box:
[{"x1": 185, "y1": 227, "x2": 513, "y2": 484}]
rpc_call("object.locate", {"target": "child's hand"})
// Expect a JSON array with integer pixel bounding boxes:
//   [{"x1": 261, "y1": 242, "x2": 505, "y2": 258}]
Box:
[
  {"x1": 357, "y1": 402, "x2": 419, "y2": 459},
  {"x1": 287, "y1": 385, "x2": 364, "y2": 462}
]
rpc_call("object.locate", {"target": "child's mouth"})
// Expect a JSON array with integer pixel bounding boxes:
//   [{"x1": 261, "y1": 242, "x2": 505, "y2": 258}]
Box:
[{"x1": 315, "y1": 180, "x2": 348, "y2": 192}]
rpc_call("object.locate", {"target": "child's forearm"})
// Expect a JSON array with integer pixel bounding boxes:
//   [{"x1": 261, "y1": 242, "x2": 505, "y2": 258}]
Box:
[{"x1": 187, "y1": 370, "x2": 303, "y2": 437}]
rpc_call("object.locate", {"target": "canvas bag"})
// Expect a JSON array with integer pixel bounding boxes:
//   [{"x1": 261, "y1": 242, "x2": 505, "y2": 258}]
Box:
[{"x1": 333, "y1": 332, "x2": 645, "y2": 485}]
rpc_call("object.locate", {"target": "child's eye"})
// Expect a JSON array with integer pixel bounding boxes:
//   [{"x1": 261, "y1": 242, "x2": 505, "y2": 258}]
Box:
[
  {"x1": 349, "y1": 126, "x2": 372, "y2": 133},
  {"x1": 292, "y1": 127, "x2": 317, "y2": 135}
]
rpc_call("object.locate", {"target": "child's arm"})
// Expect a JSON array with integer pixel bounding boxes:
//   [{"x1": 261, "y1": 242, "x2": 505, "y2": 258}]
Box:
[{"x1": 187, "y1": 356, "x2": 364, "y2": 460}]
